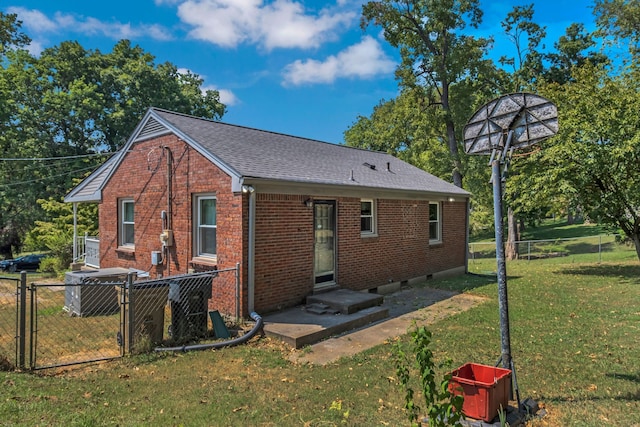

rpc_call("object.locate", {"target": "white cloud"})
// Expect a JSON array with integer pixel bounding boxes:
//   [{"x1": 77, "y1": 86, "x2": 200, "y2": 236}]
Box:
[
  {"x1": 8, "y1": 7, "x2": 173, "y2": 41},
  {"x1": 215, "y1": 88, "x2": 240, "y2": 106},
  {"x1": 176, "y1": 0, "x2": 356, "y2": 50},
  {"x1": 6, "y1": 7, "x2": 58, "y2": 32},
  {"x1": 282, "y1": 36, "x2": 396, "y2": 86},
  {"x1": 24, "y1": 39, "x2": 45, "y2": 56},
  {"x1": 178, "y1": 69, "x2": 240, "y2": 106}
]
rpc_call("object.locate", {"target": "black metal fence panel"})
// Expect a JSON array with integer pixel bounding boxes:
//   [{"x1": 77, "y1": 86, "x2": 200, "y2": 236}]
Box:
[
  {"x1": 3, "y1": 264, "x2": 239, "y2": 370},
  {"x1": 0, "y1": 276, "x2": 19, "y2": 370},
  {"x1": 31, "y1": 281, "x2": 125, "y2": 370}
]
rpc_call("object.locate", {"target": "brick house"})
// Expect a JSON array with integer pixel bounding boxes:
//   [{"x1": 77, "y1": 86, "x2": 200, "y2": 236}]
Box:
[{"x1": 65, "y1": 108, "x2": 471, "y2": 318}]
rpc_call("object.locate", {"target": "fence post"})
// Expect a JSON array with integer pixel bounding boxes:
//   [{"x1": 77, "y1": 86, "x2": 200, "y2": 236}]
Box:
[
  {"x1": 599, "y1": 235, "x2": 602, "y2": 263},
  {"x1": 126, "y1": 273, "x2": 135, "y2": 355},
  {"x1": 235, "y1": 262, "x2": 240, "y2": 323},
  {"x1": 18, "y1": 272, "x2": 27, "y2": 370}
]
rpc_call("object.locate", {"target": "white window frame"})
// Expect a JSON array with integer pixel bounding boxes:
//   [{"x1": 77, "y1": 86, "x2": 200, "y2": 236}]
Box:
[
  {"x1": 429, "y1": 202, "x2": 442, "y2": 244},
  {"x1": 194, "y1": 194, "x2": 217, "y2": 258},
  {"x1": 119, "y1": 198, "x2": 135, "y2": 247},
  {"x1": 360, "y1": 199, "x2": 377, "y2": 237}
]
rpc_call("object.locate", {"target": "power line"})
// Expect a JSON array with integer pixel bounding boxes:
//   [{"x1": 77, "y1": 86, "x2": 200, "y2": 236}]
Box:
[
  {"x1": 0, "y1": 165, "x2": 98, "y2": 189},
  {"x1": 0, "y1": 152, "x2": 115, "y2": 162}
]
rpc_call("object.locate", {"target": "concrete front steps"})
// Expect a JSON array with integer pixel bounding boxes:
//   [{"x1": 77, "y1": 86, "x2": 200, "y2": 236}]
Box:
[{"x1": 262, "y1": 288, "x2": 388, "y2": 348}]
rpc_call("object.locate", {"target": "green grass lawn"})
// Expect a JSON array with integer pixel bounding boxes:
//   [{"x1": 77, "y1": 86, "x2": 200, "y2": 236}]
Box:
[
  {"x1": 2, "y1": 257, "x2": 639, "y2": 426},
  {"x1": 2, "y1": 220, "x2": 639, "y2": 426}
]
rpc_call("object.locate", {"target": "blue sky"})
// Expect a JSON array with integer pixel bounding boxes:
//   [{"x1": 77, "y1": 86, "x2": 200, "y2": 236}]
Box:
[{"x1": 5, "y1": 0, "x2": 595, "y2": 144}]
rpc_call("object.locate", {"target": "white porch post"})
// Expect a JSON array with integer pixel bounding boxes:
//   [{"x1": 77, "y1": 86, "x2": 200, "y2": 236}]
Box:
[{"x1": 72, "y1": 202, "x2": 78, "y2": 262}]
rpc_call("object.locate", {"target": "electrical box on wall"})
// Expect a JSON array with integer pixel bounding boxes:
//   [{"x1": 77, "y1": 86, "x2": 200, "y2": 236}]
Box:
[
  {"x1": 151, "y1": 251, "x2": 162, "y2": 266},
  {"x1": 160, "y1": 229, "x2": 173, "y2": 247}
]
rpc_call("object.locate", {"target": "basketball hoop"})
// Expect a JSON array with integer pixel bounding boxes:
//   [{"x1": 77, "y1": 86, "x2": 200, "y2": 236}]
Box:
[
  {"x1": 464, "y1": 93, "x2": 558, "y2": 155},
  {"x1": 463, "y1": 92, "x2": 558, "y2": 409}
]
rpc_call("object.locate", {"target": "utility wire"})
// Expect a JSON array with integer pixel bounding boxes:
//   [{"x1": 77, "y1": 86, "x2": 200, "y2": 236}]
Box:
[
  {"x1": 0, "y1": 152, "x2": 115, "y2": 162},
  {"x1": 0, "y1": 165, "x2": 98, "y2": 189}
]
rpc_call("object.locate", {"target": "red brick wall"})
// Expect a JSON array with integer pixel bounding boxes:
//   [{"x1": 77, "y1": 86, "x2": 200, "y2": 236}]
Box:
[
  {"x1": 338, "y1": 198, "x2": 466, "y2": 290},
  {"x1": 251, "y1": 196, "x2": 468, "y2": 313},
  {"x1": 253, "y1": 194, "x2": 314, "y2": 312},
  {"x1": 99, "y1": 134, "x2": 245, "y2": 316},
  {"x1": 98, "y1": 133, "x2": 467, "y2": 316}
]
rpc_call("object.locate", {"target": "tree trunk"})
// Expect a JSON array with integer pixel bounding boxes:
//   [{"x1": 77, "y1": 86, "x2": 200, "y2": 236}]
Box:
[
  {"x1": 567, "y1": 205, "x2": 574, "y2": 225},
  {"x1": 632, "y1": 233, "x2": 640, "y2": 261},
  {"x1": 506, "y1": 207, "x2": 520, "y2": 260},
  {"x1": 441, "y1": 82, "x2": 463, "y2": 188}
]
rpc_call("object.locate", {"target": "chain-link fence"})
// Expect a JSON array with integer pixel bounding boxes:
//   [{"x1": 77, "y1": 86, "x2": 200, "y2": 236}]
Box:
[
  {"x1": 0, "y1": 266, "x2": 240, "y2": 371},
  {"x1": 33, "y1": 280, "x2": 124, "y2": 369},
  {"x1": 0, "y1": 276, "x2": 19, "y2": 370},
  {"x1": 468, "y1": 234, "x2": 637, "y2": 274}
]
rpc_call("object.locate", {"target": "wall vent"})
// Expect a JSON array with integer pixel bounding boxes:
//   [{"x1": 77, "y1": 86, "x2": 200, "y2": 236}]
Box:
[{"x1": 136, "y1": 117, "x2": 170, "y2": 141}]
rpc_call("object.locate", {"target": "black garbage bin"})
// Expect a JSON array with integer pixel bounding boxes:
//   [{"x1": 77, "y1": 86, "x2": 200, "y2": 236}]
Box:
[
  {"x1": 168, "y1": 276, "x2": 213, "y2": 342},
  {"x1": 117, "y1": 280, "x2": 169, "y2": 354}
]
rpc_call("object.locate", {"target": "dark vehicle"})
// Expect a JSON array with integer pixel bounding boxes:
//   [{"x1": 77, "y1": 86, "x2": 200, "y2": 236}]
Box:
[{"x1": 0, "y1": 254, "x2": 47, "y2": 273}]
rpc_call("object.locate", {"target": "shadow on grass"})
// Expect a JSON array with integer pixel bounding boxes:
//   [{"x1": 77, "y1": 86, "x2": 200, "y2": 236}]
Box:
[
  {"x1": 543, "y1": 388, "x2": 640, "y2": 403},
  {"x1": 557, "y1": 264, "x2": 640, "y2": 280},
  {"x1": 424, "y1": 272, "x2": 500, "y2": 293},
  {"x1": 606, "y1": 372, "x2": 640, "y2": 383}
]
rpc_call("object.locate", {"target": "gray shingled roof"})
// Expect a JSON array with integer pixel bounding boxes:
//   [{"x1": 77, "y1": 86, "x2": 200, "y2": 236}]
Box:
[
  {"x1": 64, "y1": 151, "x2": 123, "y2": 203},
  {"x1": 153, "y1": 109, "x2": 469, "y2": 196},
  {"x1": 65, "y1": 107, "x2": 469, "y2": 203}
]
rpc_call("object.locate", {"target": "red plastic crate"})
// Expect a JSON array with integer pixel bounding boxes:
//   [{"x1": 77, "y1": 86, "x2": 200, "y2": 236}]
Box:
[{"x1": 448, "y1": 363, "x2": 512, "y2": 422}]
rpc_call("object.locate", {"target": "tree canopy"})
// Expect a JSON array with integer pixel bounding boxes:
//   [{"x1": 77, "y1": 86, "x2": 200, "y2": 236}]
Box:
[
  {"x1": 0, "y1": 15, "x2": 226, "y2": 259},
  {"x1": 348, "y1": 1, "x2": 640, "y2": 260},
  {"x1": 360, "y1": 0, "x2": 492, "y2": 188}
]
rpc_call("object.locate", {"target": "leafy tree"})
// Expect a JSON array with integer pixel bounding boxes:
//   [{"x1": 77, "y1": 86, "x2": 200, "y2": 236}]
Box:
[
  {"x1": 594, "y1": 0, "x2": 640, "y2": 60},
  {"x1": 498, "y1": 4, "x2": 546, "y2": 90},
  {"x1": 361, "y1": 0, "x2": 492, "y2": 188},
  {"x1": 0, "y1": 12, "x2": 32, "y2": 259},
  {"x1": 0, "y1": 38, "x2": 226, "y2": 260},
  {"x1": 0, "y1": 12, "x2": 30, "y2": 58},
  {"x1": 543, "y1": 23, "x2": 610, "y2": 84},
  {"x1": 492, "y1": 4, "x2": 548, "y2": 259},
  {"x1": 495, "y1": 6, "x2": 606, "y2": 257},
  {"x1": 539, "y1": 64, "x2": 640, "y2": 260},
  {"x1": 24, "y1": 197, "x2": 98, "y2": 274},
  {"x1": 344, "y1": 90, "x2": 452, "y2": 180}
]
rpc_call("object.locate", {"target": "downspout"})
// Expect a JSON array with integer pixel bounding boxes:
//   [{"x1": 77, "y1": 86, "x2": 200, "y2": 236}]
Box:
[
  {"x1": 246, "y1": 186, "x2": 256, "y2": 313},
  {"x1": 163, "y1": 146, "x2": 173, "y2": 275},
  {"x1": 465, "y1": 197, "x2": 470, "y2": 273}
]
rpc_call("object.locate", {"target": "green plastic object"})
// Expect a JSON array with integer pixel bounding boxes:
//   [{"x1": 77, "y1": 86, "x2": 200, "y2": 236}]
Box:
[{"x1": 209, "y1": 310, "x2": 230, "y2": 339}]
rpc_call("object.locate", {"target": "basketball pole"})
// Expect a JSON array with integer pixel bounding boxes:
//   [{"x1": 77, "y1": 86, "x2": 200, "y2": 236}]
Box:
[
  {"x1": 464, "y1": 93, "x2": 558, "y2": 411},
  {"x1": 491, "y1": 130, "x2": 522, "y2": 406},
  {"x1": 492, "y1": 130, "x2": 513, "y2": 372}
]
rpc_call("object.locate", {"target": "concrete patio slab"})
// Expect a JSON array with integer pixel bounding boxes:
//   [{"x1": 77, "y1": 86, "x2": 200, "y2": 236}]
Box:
[{"x1": 287, "y1": 288, "x2": 486, "y2": 365}]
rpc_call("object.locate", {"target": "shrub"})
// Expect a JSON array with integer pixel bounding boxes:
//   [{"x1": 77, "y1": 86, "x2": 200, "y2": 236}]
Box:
[{"x1": 394, "y1": 326, "x2": 464, "y2": 427}]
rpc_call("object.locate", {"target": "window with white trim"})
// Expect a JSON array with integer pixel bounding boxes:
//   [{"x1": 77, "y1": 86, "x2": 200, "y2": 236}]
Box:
[
  {"x1": 195, "y1": 195, "x2": 217, "y2": 257},
  {"x1": 119, "y1": 199, "x2": 135, "y2": 247},
  {"x1": 429, "y1": 202, "x2": 441, "y2": 244},
  {"x1": 360, "y1": 199, "x2": 376, "y2": 236}
]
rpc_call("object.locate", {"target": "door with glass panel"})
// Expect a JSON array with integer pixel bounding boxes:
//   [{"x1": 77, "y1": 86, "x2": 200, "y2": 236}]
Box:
[{"x1": 313, "y1": 201, "x2": 336, "y2": 288}]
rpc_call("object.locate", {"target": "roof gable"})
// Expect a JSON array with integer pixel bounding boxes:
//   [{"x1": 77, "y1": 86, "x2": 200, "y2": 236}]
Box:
[{"x1": 66, "y1": 107, "x2": 470, "y2": 203}]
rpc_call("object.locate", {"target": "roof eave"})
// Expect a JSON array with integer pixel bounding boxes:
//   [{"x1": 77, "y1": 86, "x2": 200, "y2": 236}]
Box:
[{"x1": 239, "y1": 177, "x2": 471, "y2": 201}]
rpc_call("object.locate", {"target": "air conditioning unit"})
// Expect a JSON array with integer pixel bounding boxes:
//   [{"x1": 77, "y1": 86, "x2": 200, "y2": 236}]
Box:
[{"x1": 64, "y1": 268, "x2": 130, "y2": 317}]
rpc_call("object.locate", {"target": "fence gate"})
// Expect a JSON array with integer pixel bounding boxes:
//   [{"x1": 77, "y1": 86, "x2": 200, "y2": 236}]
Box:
[
  {"x1": 0, "y1": 276, "x2": 20, "y2": 370},
  {"x1": 1, "y1": 267, "x2": 237, "y2": 371}
]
